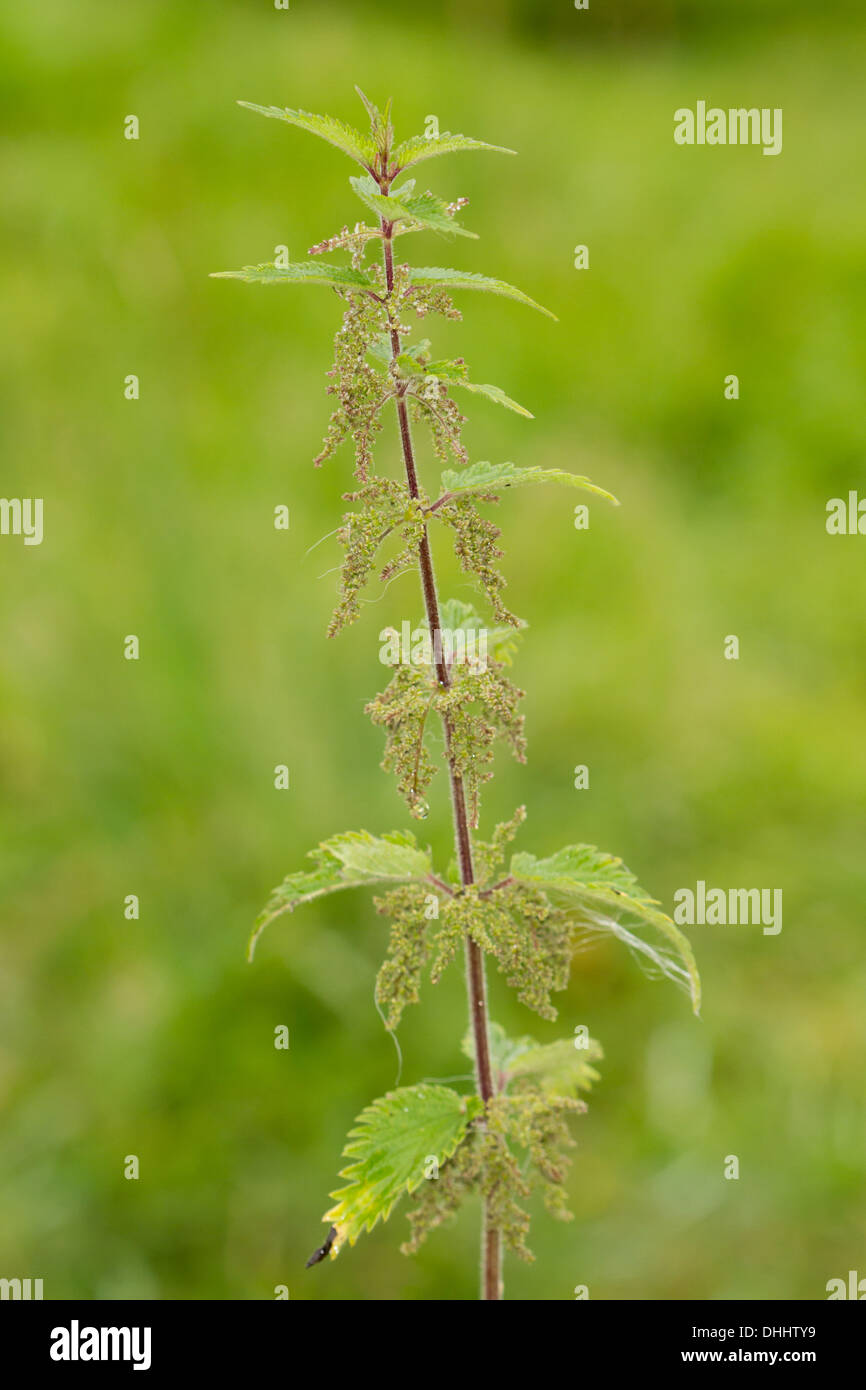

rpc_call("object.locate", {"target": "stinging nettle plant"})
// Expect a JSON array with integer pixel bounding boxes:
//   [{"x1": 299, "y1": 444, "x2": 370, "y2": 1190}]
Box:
[{"x1": 213, "y1": 88, "x2": 700, "y2": 1301}]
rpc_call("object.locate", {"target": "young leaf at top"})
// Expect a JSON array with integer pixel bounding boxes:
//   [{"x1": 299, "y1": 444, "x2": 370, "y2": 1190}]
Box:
[
  {"x1": 392, "y1": 131, "x2": 517, "y2": 172},
  {"x1": 408, "y1": 266, "x2": 557, "y2": 319},
  {"x1": 236, "y1": 102, "x2": 377, "y2": 170},
  {"x1": 439, "y1": 460, "x2": 619, "y2": 505},
  {"x1": 323, "y1": 1084, "x2": 481, "y2": 1254},
  {"x1": 250, "y1": 829, "x2": 432, "y2": 960},
  {"x1": 210, "y1": 261, "x2": 375, "y2": 290},
  {"x1": 510, "y1": 845, "x2": 701, "y2": 1014},
  {"x1": 354, "y1": 86, "x2": 392, "y2": 157}
]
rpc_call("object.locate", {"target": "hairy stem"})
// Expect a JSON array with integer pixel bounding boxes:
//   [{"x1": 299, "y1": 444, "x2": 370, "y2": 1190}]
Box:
[{"x1": 380, "y1": 210, "x2": 502, "y2": 1301}]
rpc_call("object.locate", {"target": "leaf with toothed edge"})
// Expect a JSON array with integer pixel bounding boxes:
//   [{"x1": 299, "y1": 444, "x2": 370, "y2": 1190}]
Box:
[
  {"x1": 510, "y1": 845, "x2": 701, "y2": 1014},
  {"x1": 407, "y1": 266, "x2": 557, "y2": 318},
  {"x1": 210, "y1": 261, "x2": 374, "y2": 289},
  {"x1": 393, "y1": 131, "x2": 517, "y2": 171},
  {"x1": 349, "y1": 177, "x2": 477, "y2": 239},
  {"x1": 236, "y1": 102, "x2": 377, "y2": 169},
  {"x1": 461, "y1": 1021, "x2": 603, "y2": 1098},
  {"x1": 416, "y1": 361, "x2": 533, "y2": 417},
  {"x1": 323, "y1": 1085, "x2": 482, "y2": 1255},
  {"x1": 250, "y1": 830, "x2": 432, "y2": 960}
]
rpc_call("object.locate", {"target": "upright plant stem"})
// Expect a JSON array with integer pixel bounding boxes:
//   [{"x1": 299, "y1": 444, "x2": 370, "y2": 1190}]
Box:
[{"x1": 380, "y1": 220, "x2": 502, "y2": 1301}]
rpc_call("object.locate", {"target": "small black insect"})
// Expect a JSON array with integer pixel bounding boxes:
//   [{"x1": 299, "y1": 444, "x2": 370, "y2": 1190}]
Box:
[{"x1": 305, "y1": 1225, "x2": 337, "y2": 1269}]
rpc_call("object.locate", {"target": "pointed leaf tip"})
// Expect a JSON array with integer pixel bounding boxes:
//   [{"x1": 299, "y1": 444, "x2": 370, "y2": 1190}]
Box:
[
  {"x1": 393, "y1": 132, "x2": 517, "y2": 172},
  {"x1": 408, "y1": 267, "x2": 556, "y2": 319},
  {"x1": 322, "y1": 1085, "x2": 476, "y2": 1250},
  {"x1": 234, "y1": 101, "x2": 376, "y2": 169},
  {"x1": 510, "y1": 844, "x2": 701, "y2": 1014},
  {"x1": 439, "y1": 461, "x2": 618, "y2": 505}
]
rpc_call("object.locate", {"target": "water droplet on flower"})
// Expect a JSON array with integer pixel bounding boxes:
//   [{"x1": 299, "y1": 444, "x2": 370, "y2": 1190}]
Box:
[{"x1": 410, "y1": 798, "x2": 430, "y2": 821}]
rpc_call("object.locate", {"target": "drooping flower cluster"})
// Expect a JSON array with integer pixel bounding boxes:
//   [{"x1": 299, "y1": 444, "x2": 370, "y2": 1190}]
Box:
[
  {"x1": 371, "y1": 808, "x2": 573, "y2": 1029},
  {"x1": 401, "y1": 1087, "x2": 584, "y2": 1264},
  {"x1": 430, "y1": 883, "x2": 572, "y2": 1021},
  {"x1": 373, "y1": 882, "x2": 435, "y2": 1030},
  {"x1": 436, "y1": 495, "x2": 517, "y2": 627},
  {"x1": 315, "y1": 281, "x2": 390, "y2": 478},
  {"x1": 408, "y1": 380, "x2": 469, "y2": 469},
  {"x1": 328, "y1": 475, "x2": 426, "y2": 637},
  {"x1": 365, "y1": 648, "x2": 526, "y2": 822}
]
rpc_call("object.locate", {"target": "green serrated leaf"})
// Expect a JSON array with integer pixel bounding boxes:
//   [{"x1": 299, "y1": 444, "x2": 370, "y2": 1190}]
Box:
[
  {"x1": 418, "y1": 364, "x2": 532, "y2": 417},
  {"x1": 408, "y1": 266, "x2": 557, "y2": 319},
  {"x1": 250, "y1": 830, "x2": 432, "y2": 960},
  {"x1": 349, "y1": 178, "x2": 476, "y2": 239},
  {"x1": 210, "y1": 261, "x2": 374, "y2": 290},
  {"x1": 508, "y1": 1038, "x2": 603, "y2": 1097},
  {"x1": 393, "y1": 131, "x2": 517, "y2": 171},
  {"x1": 353, "y1": 86, "x2": 382, "y2": 130},
  {"x1": 394, "y1": 353, "x2": 422, "y2": 376},
  {"x1": 404, "y1": 338, "x2": 433, "y2": 362},
  {"x1": 401, "y1": 193, "x2": 477, "y2": 238},
  {"x1": 462, "y1": 1022, "x2": 603, "y2": 1097},
  {"x1": 324, "y1": 1084, "x2": 481, "y2": 1252},
  {"x1": 440, "y1": 460, "x2": 618, "y2": 505},
  {"x1": 354, "y1": 86, "x2": 391, "y2": 151},
  {"x1": 421, "y1": 359, "x2": 467, "y2": 378},
  {"x1": 408, "y1": 357, "x2": 530, "y2": 415},
  {"x1": 510, "y1": 845, "x2": 701, "y2": 1014},
  {"x1": 237, "y1": 101, "x2": 376, "y2": 169},
  {"x1": 451, "y1": 379, "x2": 532, "y2": 416}
]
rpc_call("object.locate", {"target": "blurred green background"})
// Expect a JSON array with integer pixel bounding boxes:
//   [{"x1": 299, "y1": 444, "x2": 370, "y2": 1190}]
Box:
[{"x1": 1, "y1": 0, "x2": 864, "y2": 1301}]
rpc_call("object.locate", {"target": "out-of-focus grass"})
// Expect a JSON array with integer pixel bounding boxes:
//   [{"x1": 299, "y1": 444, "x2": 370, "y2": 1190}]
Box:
[{"x1": 0, "y1": 0, "x2": 864, "y2": 1300}]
